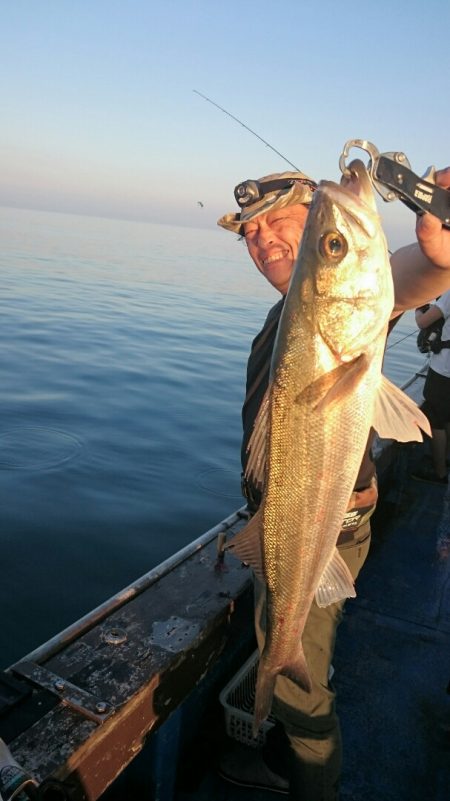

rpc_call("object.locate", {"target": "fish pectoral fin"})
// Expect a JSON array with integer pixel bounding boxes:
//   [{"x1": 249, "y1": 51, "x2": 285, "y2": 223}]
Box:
[
  {"x1": 373, "y1": 375, "x2": 431, "y2": 442},
  {"x1": 245, "y1": 386, "x2": 270, "y2": 490},
  {"x1": 224, "y1": 510, "x2": 264, "y2": 581},
  {"x1": 315, "y1": 547, "x2": 356, "y2": 607},
  {"x1": 296, "y1": 355, "x2": 368, "y2": 411}
]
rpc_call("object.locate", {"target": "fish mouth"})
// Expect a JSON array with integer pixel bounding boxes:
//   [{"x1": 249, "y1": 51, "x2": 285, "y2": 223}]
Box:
[
  {"x1": 316, "y1": 160, "x2": 379, "y2": 238},
  {"x1": 339, "y1": 158, "x2": 375, "y2": 204}
]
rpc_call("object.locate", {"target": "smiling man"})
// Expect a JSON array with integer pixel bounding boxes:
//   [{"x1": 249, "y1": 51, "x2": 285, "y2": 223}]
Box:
[
  {"x1": 242, "y1": 206, "x2": 310, "y2": 294},
  {"x1": 223, "y1": 172, "x2": 315, "y2": 293}
]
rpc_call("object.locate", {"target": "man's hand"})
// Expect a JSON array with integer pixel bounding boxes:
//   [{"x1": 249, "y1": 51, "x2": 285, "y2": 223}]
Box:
[{"x1": 416, "y1": 167, "x2": 450, "y2": 269}]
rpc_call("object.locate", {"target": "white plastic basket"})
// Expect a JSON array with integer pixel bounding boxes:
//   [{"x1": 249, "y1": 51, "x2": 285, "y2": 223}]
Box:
[{"x1": 219, "y1": 650, "x2": 275, "y2": 748}]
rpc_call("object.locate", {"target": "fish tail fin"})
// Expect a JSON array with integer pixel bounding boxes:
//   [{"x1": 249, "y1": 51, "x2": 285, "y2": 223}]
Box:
[
  {"x1": 253, "y1": 661, "x2": 277, "y2": 738},
  {"x1": 280, "y1": 646, "x2": 312, "y2": 694},
  {"x1": 253, "y1": 647, "x2": 312, "y2": 737}
]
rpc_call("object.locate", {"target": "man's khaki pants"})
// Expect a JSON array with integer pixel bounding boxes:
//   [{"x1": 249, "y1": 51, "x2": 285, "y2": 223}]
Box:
[{"x1": 255, "y1": 522, "x2": 372, "y2": 801}]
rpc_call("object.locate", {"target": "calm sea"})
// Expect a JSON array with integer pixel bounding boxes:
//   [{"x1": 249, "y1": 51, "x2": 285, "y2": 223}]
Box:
[{"x1": 0, "y1": 206, "x2": 426, "y2": 667}]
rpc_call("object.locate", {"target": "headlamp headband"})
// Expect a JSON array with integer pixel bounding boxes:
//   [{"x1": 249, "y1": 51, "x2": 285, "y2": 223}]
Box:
[
  {"x1": 217, "y1": 170, "x2": 318, "y2": 234},
  {"x1": 234, "y1": 177, "x2": 317, "y2": 208}
]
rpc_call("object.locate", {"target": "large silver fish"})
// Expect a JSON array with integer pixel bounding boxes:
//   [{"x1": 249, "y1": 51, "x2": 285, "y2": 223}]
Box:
[{"x1": 228, "y1": 160, "x2": 430, "y2": 733}]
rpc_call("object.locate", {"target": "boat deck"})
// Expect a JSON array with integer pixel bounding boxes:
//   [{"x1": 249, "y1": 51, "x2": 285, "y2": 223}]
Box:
[{"x1": 167, "y1": 441, "x2": 450, "y2": 801}]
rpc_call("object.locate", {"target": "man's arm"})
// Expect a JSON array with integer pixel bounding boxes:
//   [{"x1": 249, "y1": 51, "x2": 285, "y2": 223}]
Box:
[
  {"x1": 415, "y1": 303, "x2": 443, "y2": 329},
  {"x1": 391, "y1": 167, "x2": 450, "y2": 313}
]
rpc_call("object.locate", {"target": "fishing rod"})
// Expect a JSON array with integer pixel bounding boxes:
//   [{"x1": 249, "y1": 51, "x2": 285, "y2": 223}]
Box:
[{"x1": 193, "y1": 89, "x2": 300, "y2": 171}]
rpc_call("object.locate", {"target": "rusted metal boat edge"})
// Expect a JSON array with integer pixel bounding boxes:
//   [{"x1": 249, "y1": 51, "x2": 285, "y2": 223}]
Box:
[
  {"x1": 0, "y1": 506, "x2": 257, "y2": 800},
  {"x1": 0, "y1": 362, "x2": 430, "y2": 801}
]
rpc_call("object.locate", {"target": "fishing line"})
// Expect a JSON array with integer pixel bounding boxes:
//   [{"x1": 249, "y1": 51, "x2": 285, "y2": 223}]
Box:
[
  {"x1": 194, "y1": 89, "x2": 422, "y2": 358},
  {"x1": 385, "y1": 329, "x2": 418, "y2": 350},
  {"x1": 193, "y1": 89, "x2": 300, "y2": 171}
]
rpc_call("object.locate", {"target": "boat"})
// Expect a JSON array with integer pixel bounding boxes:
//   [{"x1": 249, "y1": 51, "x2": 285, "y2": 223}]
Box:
[{"x1": 0, "y1": 360, "x2": 449, "y2": 801}]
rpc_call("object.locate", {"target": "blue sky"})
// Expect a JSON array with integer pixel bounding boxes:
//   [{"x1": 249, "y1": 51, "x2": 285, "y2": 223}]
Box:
[{"x1": 1, "y1": 0, "x2": 449, "y2": 246}]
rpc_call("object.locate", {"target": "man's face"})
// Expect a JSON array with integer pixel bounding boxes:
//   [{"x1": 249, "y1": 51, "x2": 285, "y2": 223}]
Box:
[{"x1": 243, "y1": 203, "x2": 310, "y2": 295}]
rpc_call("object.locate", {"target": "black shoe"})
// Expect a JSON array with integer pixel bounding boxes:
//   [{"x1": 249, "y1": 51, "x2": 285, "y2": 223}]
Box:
[
  {"x1": 219, "y1": 743, "x2": 289, "y2": 795},
  {"x1": 411, "y1": 466, "x2": 448, "y2": 485}
]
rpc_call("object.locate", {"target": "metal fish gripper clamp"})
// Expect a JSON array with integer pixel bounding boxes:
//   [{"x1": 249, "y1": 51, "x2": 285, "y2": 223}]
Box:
[{"x1": 339, "y1": 138, "x2": 450, "y2": 228}]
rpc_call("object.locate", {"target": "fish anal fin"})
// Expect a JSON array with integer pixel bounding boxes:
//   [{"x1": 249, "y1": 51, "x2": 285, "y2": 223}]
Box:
[
  {"x1": 224, "y1": 510, "x2": 264, "y2": 581},
  {"x1": 373, "y1": 375, "x2": 431, "y2": 442},
  {"x1": 296, "y1": 354, "x2": 367, "y2": 411},
  {"x1": 315, "y1": 547, "x2": 356, "y2": 608}
]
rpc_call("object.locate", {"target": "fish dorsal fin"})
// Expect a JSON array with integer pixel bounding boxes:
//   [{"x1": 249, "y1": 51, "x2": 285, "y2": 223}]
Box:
[
  {"x1": 296, "y1": 354, "x2": 368, "y2": 411},
  {"x1": 315, "y1": 547, "x2": 356, "y2": 607},
  {"x1": 245, "y1": 387, "x2": 271, "y2": 489},
  {"x1": 373, "y1": 375, "x2": 431, "y2": 442},
  {"x1": 224, "y1": 510, "x2": 264, "y2": 581}
]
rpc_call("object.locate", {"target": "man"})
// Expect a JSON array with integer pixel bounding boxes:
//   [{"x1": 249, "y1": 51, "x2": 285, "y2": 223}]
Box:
[{"x1": 216, "y1": 167, "x2": 450, "y2": 800}]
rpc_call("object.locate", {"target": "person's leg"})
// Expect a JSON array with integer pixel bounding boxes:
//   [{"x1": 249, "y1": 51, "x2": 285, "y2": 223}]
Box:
[
  {"x1": 255, "y1": 526, "x2": 371, "y2": 801},
  {"x1": 271, "y1": 597, "x2": 344, "y2": 801},
  {"x1": 412, "y1": 368, "x2": 450, "y2": 483},
  {"x1": 430, "y1": 427, "x2": 448, "y2": 477}
]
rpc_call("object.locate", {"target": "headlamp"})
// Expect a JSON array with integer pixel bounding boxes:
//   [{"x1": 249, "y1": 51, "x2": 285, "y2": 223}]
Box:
[{"x1": 233, "y1": 177, "x2": 317, "y2": 208}]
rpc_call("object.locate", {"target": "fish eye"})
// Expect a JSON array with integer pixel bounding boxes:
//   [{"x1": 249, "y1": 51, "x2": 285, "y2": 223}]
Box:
[{"x1": 319, "y1": 231, "x2": 348, "y2": 261}]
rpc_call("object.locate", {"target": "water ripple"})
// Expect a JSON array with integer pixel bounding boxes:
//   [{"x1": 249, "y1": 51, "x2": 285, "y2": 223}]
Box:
[{"x1": 0, "y1": 426, "x2": 83, "y2": 470}]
